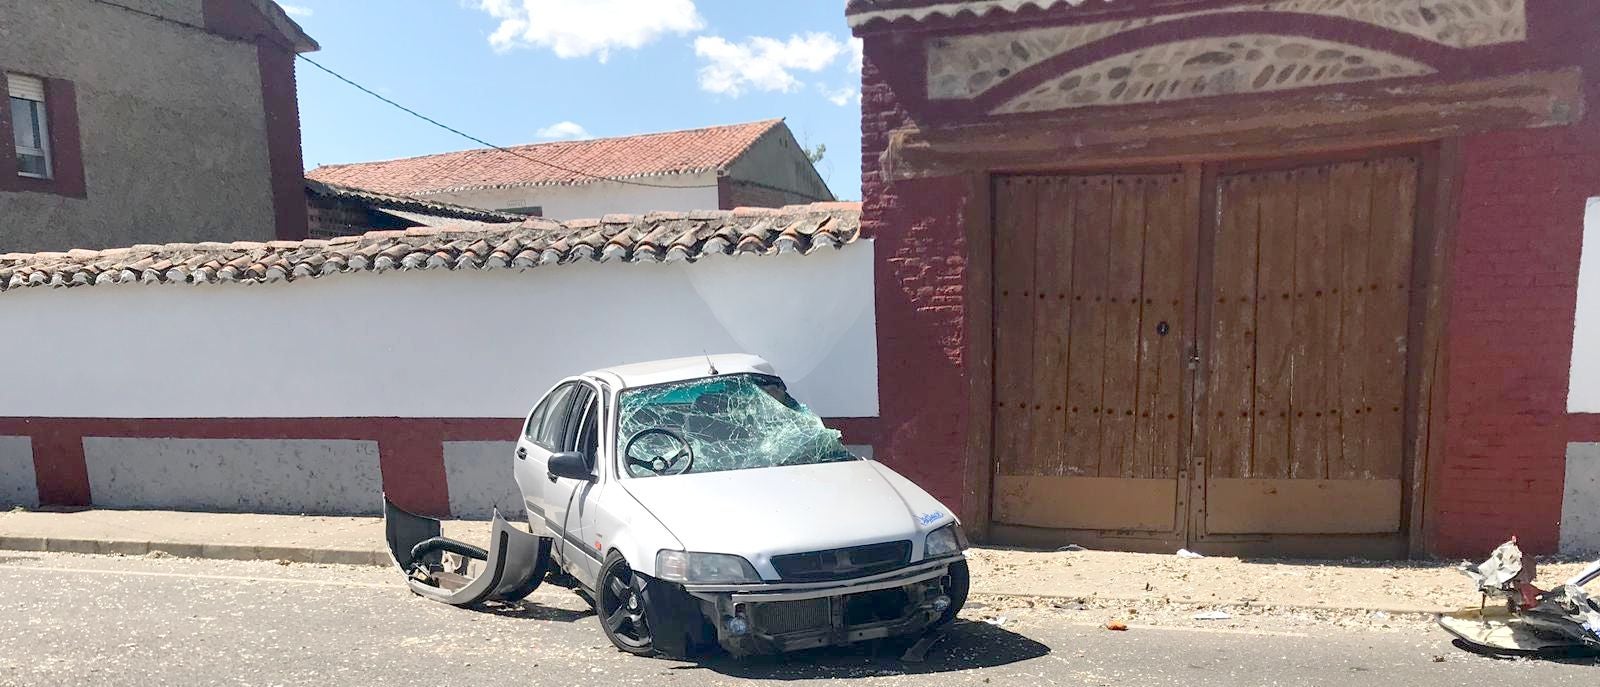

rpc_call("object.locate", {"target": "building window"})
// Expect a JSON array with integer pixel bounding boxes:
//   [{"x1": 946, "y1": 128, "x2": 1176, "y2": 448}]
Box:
[
  {"x1": 7, "y1": 74, "x2": 51, "y2": 179},
  {"x1": 502, "y1": 206, "x2": 544, "y2": 217}
]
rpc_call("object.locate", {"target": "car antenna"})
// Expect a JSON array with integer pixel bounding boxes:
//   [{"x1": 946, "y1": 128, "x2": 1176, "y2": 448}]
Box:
[{"x1": 703, "y1": 351, "x2": 719, "y2": 376}]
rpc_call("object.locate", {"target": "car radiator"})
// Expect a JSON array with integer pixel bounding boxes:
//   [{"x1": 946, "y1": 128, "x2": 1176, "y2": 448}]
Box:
[{"x1": 747, "y1": 598, "x2": 833, "y2": 635}]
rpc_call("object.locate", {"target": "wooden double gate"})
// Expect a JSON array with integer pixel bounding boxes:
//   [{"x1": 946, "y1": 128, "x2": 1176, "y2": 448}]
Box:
[{"x1": 991, "y1": 151, "x2": 1425, "y2": 553}]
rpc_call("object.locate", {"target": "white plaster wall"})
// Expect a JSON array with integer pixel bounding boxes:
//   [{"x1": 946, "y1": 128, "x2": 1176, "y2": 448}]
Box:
[
  {"x1": 0, "y1": 437, "x2": 37, "y2": 509},
  {"x1": 0, "y1": 243, "x2": 878, "y2": 419},
  {"x1": 1572, "y1": 198, "x2": 1600, "y2": 413},
  {"x1": 443, "y1": 441, "x2": 522, "y2": 521},
  {"x1": 83, "y1": 438, "x2": 383, "y2": 515},
  {"x1": 1562, "y1": 442, "x2": 1600, "y2": 554},
  {"x1": 426, "y1": 173, "x2": 721, "y2": 221}
]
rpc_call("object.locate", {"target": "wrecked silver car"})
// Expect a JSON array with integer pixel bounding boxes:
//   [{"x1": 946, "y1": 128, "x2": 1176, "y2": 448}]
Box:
[{"x1": 387, "y1": 354, "x2": 970, "y2": 659}]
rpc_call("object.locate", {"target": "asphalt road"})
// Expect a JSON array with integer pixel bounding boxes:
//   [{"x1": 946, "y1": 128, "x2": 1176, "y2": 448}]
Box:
[{"x1": 0, "y1": 551, "x2": 1594, "y2": 686}]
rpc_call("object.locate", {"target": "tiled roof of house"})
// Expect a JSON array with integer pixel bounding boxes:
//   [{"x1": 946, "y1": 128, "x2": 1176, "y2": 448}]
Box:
[
  {"x1": 305, "y1": 180, "x2": 530, "y2": 223},
  {"x1": 846, "y1": 0, "x2": 1115, "y2": 28},
  {"x1": 0, "y1": 203, "x2": 861, "y2": 292},
  {"x1": 305, "y1": 119, "x2": 786, "y2": 197}
]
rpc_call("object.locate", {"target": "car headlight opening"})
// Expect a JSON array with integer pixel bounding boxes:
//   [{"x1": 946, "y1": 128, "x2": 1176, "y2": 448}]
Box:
[
  {"x1": 925, "y1": 523, "x2": 966, "y2": 558},
  {"x1": 655, "y1": 550, "x2": 761, "y2": 584}
]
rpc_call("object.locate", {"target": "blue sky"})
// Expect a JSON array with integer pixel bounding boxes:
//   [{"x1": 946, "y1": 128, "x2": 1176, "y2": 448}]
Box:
[{"x1": 286, "y1": 0, "x2": 864, "y2": 200}]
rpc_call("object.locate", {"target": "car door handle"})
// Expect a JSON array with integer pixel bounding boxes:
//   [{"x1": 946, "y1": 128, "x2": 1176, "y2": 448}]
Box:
[{"x1": 516, "y1": 447, "x2": 528, "y2": 460}]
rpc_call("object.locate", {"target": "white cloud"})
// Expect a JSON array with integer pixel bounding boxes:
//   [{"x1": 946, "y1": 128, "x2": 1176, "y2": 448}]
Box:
[
  {"x1": 847, "y1": 37, "x2": 863, "y2": 74},
  {"x1": 475, "y1": 0, "x2": 703, "y2": 62},
  {"x1": 821, "y1": 84, "x2": 859, "y2": 107},
  {"x1": 279, "y1": 3, "x2": 312, "y2": 17},
  {"x1": 694, "y1": 33, "x2": 850, "y2": 97},
  {"x1": 535, "y1": 120, "x2": 591, "y2": 140}
]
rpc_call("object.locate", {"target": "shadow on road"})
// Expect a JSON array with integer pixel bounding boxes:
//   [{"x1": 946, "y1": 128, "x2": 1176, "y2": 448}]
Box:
[
  {"x1": 677, "y1": 619, "x2": 1050, "y2": 680},
  {"x1": 1450, "y1": 639, "x2": 1600, "y2": 665},
  {"x1": 472, "y1": 599, "x2": 595, "y2": 623}
]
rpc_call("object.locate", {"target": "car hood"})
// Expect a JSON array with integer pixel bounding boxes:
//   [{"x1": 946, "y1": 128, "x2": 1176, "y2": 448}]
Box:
[{"x1": 618, "y1": 459, "x2": 953, "y2": 576}]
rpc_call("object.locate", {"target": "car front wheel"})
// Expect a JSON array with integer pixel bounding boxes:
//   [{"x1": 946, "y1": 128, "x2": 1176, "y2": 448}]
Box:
[
  {"x1": 935, "y1": 559, "x2": 970, "y2": 626},
  {"x1": 598, "y1": 553, "x2": 655, "y2": 656}
]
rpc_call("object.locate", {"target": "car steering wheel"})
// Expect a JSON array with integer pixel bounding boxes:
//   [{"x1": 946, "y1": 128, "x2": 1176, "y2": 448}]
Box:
[{"x1": 623, "y1": 428, "x2": 694, "y2": 477}]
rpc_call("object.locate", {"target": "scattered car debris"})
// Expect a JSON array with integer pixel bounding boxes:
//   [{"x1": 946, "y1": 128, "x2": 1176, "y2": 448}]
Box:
[
  {"x1": 900, "y1": 630, "x2": 947, "y2": 663},
  {"x1": 1057, "y1": 544, "x2": 1087, "y2": 552},
  {"x1": 983, "y1": 616, "x2": 1009, "y2": 627},
  {"x1": 1191, "y1": 610, "x2": 1231, "y2": 621},
  {"x1": 1436, "y1": 537, "x2": 1600, "y2": 656},
  {"x1": 1176, "y1": 549, "x2": 1205, "y2": 559},
  {"x1": 1105, "y1": 620, "x2": 1129, "y2": 631}
]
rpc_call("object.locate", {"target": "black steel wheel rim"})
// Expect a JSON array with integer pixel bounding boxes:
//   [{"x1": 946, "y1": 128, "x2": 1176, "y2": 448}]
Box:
[{"x1": 601, "y1": 564, "x2": 651, "y2": 649}]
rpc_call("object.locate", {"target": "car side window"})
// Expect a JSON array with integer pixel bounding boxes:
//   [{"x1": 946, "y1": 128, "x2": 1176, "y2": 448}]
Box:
[
  {"x1": 534, "y1": 384, "x2": 578, "y2": 450},
  {"x1": 523, "y1": 395, "x2": 551, "y2": 441}
]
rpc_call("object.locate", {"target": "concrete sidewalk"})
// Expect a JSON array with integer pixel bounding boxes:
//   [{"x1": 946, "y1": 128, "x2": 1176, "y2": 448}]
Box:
[
  {"x1": 1, "y1": 507, "x2": 1584, "y2": 616},
  {"x1": 0, "y1": 508, "x2": 488, "y2": 566}
]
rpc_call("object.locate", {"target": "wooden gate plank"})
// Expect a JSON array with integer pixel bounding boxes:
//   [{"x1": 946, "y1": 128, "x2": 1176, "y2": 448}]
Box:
[
  {"x1": 1366, "y1": 158, "x2": 1419, "y2": 480},
  {"x1": 1066, "y1": 177, "x2": 1113, "y2": 477},
  {"x1": 1206, "y1": 175, "x2": 1260, "y2": 479},
  {"x1": 1102, "y1": 177, "x2": 1148, "y2": 478},
  {"x1": 1135, "y1": 174, "x2": 1186, "y2": 481},
  {"x1": 1252, "y1": 171, "x2": 1298, "y2": 479},
  {"x1": 992, "y1": 178, "x2": 1039, "y2": 480},
  {"x1": 1330, "y1": 161, "x2": 1374, "y2": 479},
  {"x1": 1290, "y1": 166, "x2": 1332, "y2": 480},
  {"x1": 1028, "y1": 178, "x2": 1076, "y2": 476}
]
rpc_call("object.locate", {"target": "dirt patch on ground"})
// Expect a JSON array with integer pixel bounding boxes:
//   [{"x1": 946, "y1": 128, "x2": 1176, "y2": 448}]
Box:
[{"x1": 965, "y1": 546, "x2": 1591, "y2": 615}]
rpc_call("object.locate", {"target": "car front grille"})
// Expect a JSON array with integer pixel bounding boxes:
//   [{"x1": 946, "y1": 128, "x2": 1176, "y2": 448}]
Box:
[{"x1": 770, "y1": 540, "x2": 912, "y2": 582}]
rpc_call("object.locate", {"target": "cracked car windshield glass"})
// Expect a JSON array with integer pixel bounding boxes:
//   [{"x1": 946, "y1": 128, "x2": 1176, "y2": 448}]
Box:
[{"x1": 616, "y1": 374, "x2": 856, "y2": 478}]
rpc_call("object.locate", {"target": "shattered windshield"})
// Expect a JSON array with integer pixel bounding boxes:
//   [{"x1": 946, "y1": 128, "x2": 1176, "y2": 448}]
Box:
[{"x1": 615, "y1": 373, "x2": 857, "y2": 479}]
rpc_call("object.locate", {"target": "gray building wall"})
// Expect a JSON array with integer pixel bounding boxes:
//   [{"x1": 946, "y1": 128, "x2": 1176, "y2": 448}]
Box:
[
  {"x1": 0, "y1": 0, "x2": 276, "y2": 253},
  {"x1": 724, "y1": 124, "x2": 836, "y2": 207},
  {"x1": 83, "y1": 437, "x2": 383, "y2": 515},
  {"x1": 0, "y1": 436, "x2": 37, "y2": 509}
]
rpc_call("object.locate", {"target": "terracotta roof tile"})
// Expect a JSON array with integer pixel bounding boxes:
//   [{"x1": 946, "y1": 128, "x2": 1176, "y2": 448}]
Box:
[
  {"x1": 305, "y1": 120, "x2": 785, "y2": 197},
  {"x1": 0, "y1": 203, "x2": 861, "y2": 293},
  {"x1": 846, "y1": 0, "x2": 1115, "y2": 28},
  {"x1": 305, "y1": 180, "x2": 530, "y2": 223}
]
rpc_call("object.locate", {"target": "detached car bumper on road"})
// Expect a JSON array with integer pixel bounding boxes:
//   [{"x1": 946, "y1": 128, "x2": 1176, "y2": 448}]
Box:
[{"x1": 386, "y1": 354, "x2": 972, "y2": 659}]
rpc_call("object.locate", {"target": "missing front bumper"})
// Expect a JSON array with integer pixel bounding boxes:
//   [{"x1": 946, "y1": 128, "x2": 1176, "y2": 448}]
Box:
[{"x1": 685, "y1": 557, "x2": 962, "y2": 655}]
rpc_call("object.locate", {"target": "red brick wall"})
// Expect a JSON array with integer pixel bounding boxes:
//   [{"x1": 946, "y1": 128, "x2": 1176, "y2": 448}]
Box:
[
  {"x1": 860, "y1": 50, "x2": 974, "y2": 510},
  {"x1": 1430, "y1": 100, "x2": 1600, "y2": 557}
]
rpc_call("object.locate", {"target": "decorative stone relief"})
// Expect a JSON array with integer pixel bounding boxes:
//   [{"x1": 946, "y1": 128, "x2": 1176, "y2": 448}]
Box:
[
  {"x1": 992, "y1": 35, "x2": 1436, "y2": 113},
  {"x1": 928, "y1": 0, "x2": 1524, "y2": 100}
]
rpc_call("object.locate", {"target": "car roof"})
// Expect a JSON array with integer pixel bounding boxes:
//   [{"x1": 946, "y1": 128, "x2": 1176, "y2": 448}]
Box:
[{"x1": 589, "y1": 354, "x2": 776, "y2": 390}]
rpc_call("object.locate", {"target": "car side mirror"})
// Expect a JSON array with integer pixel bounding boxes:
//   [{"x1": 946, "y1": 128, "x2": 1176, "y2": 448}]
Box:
[{"x1": 548, "y1": 451, "x2": 595, "y2": 482}]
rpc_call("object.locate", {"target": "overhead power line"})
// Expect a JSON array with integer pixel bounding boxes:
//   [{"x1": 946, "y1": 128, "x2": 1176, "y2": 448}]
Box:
[
  {"x1": 81, "y1": 0, "x2": 834, "y2": 200},
  {"x1": 294, "y1": 54, "x2": 719, "y2": 191}
]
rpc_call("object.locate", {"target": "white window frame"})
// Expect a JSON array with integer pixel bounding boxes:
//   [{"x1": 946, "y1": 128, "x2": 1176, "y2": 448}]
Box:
[{"x1": 7, "y1": 73, "x2": 51, "y2": 180}]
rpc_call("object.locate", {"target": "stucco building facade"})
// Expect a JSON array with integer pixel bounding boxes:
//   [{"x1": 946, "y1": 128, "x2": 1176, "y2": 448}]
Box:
[
  {"x1": 0, "y1": 0, "x2": 315, "y2": 253},
  {"x1": 847, "y1": 0, "x2": 1600, "y2": 558},
  {"x1": 307, "y1": 120, "x2": 837, "y2": 222}
]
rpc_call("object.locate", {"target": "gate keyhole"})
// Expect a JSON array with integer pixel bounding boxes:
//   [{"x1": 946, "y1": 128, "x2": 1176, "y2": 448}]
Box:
[{"x1": 1156, "y1": 321, "x2": 1170, "y2": 336}]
